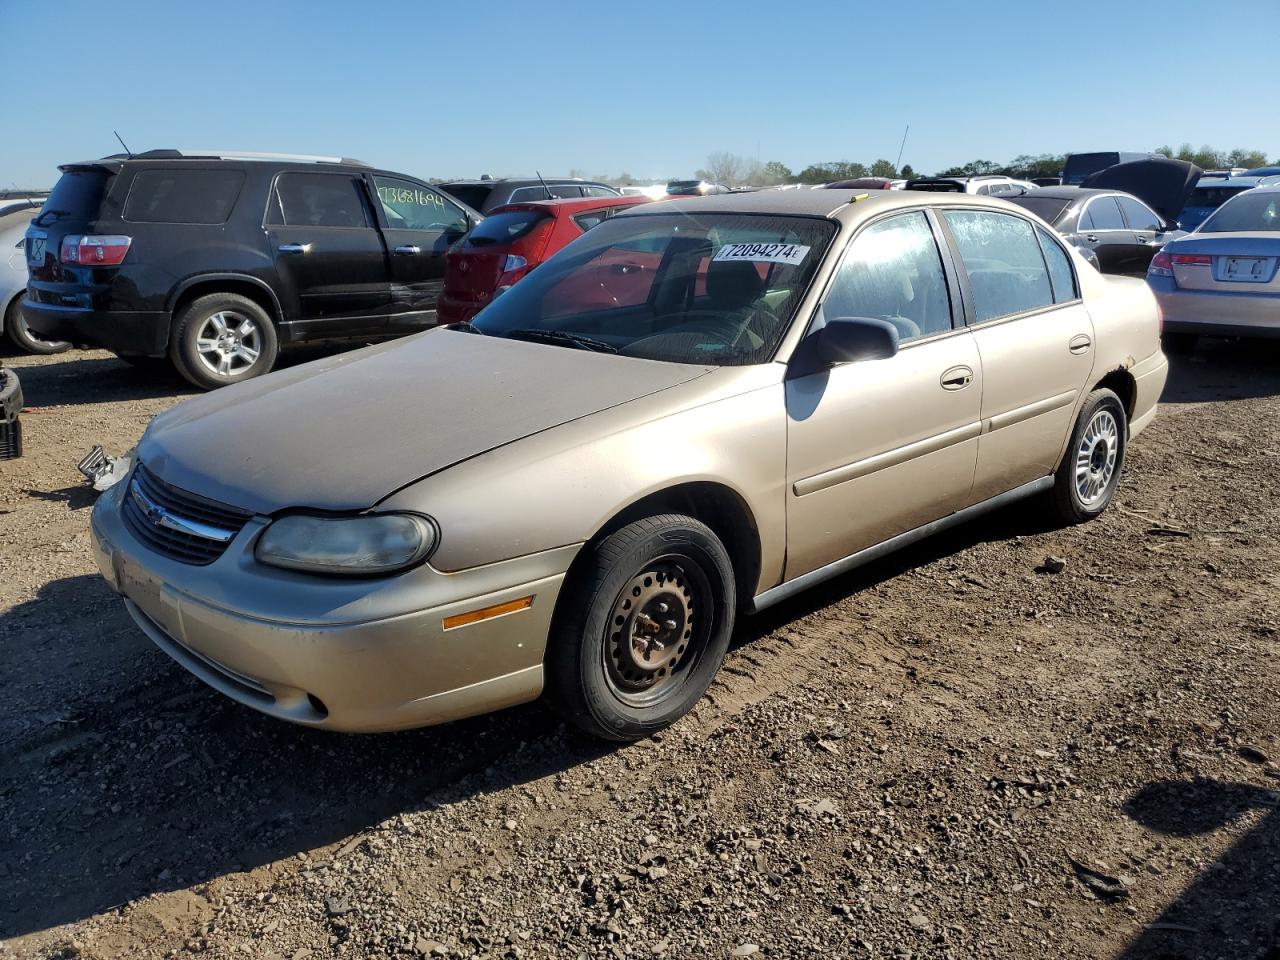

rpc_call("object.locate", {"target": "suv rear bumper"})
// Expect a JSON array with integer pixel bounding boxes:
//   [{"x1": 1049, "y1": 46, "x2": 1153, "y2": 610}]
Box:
[{"x1": 21, "y1": 299, "x2": 169, "y2": 355}]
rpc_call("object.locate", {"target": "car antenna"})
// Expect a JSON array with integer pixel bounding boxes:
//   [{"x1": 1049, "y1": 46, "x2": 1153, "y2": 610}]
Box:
[
  {"x1": 536, "y1": 170, "x2": 553, "y2": 200},
  {"x1": 113, "y1": 130, "x2": 134, "y2": 159}
]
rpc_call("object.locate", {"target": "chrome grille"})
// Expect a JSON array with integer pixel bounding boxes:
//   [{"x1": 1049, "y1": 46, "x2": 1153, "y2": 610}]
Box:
[{"x1": 122, "y1": 463, "x2": 251, "y2": 565}]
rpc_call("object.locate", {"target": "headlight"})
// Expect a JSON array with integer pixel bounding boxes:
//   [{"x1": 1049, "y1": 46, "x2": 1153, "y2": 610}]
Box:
[{"x1": 256, "y1": 513, "x2": 436, "y2": 575}]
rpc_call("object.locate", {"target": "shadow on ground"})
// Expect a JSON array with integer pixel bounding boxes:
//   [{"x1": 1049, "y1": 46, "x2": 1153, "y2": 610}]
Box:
[
  {"x1": 1161, "y1": 337, "x2": 1280, "y2": 405},
  {"x1": 1121, "y1": 778, "x2": 1280, "y2": 959}
]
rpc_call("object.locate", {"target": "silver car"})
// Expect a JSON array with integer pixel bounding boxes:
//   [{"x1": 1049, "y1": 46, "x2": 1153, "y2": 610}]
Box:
[
  {"x1": 0, "y1": 196, "x2": 68, "y2": 354},
  {"x1": 1148, "y1": 186, "x2": 1280, "y2": 353}
]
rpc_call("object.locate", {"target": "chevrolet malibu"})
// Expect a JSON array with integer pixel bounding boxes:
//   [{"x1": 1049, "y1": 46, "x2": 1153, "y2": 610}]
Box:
[{"x1": 91, "y1": 190, "x2": 1168, "y2": 741}]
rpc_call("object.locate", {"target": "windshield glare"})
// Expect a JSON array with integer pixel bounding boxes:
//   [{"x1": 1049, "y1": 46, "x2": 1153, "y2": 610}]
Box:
[
  {"x1": 1201, "y1": 192, "x2": 1280, "y2": 233},
  {"x1": 469, "y1": 213, "x2": 836, "y2": 365}
]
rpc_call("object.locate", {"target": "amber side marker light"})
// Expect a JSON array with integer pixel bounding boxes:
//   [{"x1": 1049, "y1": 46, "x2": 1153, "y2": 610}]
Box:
[{"x1": 442, "y1": 595, "x2": 534, "y2": 631}]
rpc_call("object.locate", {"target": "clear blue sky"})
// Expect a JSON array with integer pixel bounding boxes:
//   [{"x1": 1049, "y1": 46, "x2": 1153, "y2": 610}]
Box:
[{"x1": 2, "y1": 0, "x2": 1276, "y2": 188}]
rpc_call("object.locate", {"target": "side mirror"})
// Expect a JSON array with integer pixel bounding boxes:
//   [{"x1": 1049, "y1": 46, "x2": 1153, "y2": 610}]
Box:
[{"x1": 789, "y1": 316, "x2": 899, "y2": 377}]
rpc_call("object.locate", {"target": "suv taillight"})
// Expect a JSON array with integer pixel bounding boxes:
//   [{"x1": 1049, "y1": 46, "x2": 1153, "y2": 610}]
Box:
[{"x1": 59, "y1": 235, "x2": 132, "y2": 266}]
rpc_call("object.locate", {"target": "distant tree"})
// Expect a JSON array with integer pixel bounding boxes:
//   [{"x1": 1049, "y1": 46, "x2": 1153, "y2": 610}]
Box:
[
  {"x1": 1005, "y1": 154, "x2": 1066, "y2": 178},
  {"x1": 794, "y1": 161, "x2": 866, "y2": 184},
  {"x1": 759, "y1": 160, "x2": 793, "y2": 186},
  {"x1": 693, "y1": 168, "x2": 713, "y2": 183},
  {"x1": 567, "y1": 168, "x2": 588, "y2": 180},
  {"x1": 1154, "y1": 145, "x2": 1173, "y2": 158},
  {"x1": 704, "y1": 151, "x2": 748, "y2": 185},
  {"x1": 869, "y1": 158, "x2": 898, "y2": 178},
  {"x1": 1226, "y1": 148, "x2": 1268, "y2": 169},
  {"x1": 899, "y1": 164, "x2": 916, "y2": 180}
]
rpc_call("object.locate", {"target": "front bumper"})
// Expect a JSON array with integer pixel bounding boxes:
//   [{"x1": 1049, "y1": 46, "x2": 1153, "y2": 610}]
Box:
[
  {"x1": 21, "y1": 298, "x2": 169, "y2": 354},
  {"x1": 90, "y1": 479, "x2": 576, "y2": 732},
  {"x1": 1149, "y1": 277, "x2": 1280, "y2": 338}
]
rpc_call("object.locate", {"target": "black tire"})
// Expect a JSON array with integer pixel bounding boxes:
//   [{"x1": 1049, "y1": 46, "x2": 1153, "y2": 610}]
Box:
[
  {"x1": 546, "y1": 514, "x2": 736, "y2": 741},
  {"x1": 1162, "y1": 332, "x2": 1198, "y2": 355},
  {"x1": 169, "y1": 293, "x2": 278, "y2": 390},
  {"x1": 1051, "y1": 387, "x2": 1127, "y2": 525},
  {"x1": 5, "y1": 296, "x2": 70, "y2": 355}
]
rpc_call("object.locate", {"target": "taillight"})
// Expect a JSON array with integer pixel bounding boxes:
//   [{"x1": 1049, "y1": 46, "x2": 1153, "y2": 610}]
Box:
[
  {"x1": 498, "y1": 253, "x2": 530, "y2": 285},
  {"x1": 59, "y1": 234, "x2": 132, "y2": 266},
  {"x1": 1170, "y1": 253, "x2": 1212, "y2": 266},
  {"x1": 1149, "y1": 251, "x2": 1173, "y2": 277}
]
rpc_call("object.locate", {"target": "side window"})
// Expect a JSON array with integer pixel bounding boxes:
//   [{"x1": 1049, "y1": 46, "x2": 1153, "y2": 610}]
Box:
[
  {"x1": 573, "y1": 208, "x2": 612, "y2": 232},
  {"x1": 1036, "y1": 226, "x2": 1078, "y2": 303},
  {"x1": 823, "y1": 211, "x2": 953, "y2": 344},
  {"x1": 374, "y1": 177, "x2": 468, "y2": 233},
  {"x1": 124, "y1": 169, "x2": 245, "y2": 224},
  {"x1": 1117, "y1": 196, "x2": 1161, "y2": 231},
  {"x1": 942, "y1": 210, "x2": 1054, "y2": 322},
  {"x1": 1084, "y1": 196, "x2": 1125, "y2": 230},
  {"x1": 583, "y1": 185, "x2": 618, "y2": 198},
  {"x1": 274, "y1": 173, "x2": 370, "y2": 228}
]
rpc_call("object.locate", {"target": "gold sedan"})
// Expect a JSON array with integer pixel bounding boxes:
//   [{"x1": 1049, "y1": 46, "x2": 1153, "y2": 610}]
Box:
[{"x1": 91, "y1": 189, "x2": 1167, "y2": 740}]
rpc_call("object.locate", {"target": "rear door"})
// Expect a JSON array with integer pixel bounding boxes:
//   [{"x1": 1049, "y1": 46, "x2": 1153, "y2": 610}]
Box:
[
  {"x1": 1116, "y1": 195, "x2": 1165, "y2": 273},
  {"x1": 1077, "y1": 196, "x2": 1135, "y2": 273},
  {"x1": 266, "y1": 170, "x2": 390, "y2": 336},
  {"x1": 939, "y1": 209, "x2": 1095, "y2": 502},
  {"x1": 370, "y1": 175, "x2": 473, "y2": 332}
]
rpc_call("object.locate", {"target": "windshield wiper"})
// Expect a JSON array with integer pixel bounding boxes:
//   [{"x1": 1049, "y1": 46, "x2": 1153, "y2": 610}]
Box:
[
  {"x1": 505, "y1": 329, "x2": 618, "y2": 354},
  {"x1": 446, "y1": 321, "x2": 485, "y2": 335}
]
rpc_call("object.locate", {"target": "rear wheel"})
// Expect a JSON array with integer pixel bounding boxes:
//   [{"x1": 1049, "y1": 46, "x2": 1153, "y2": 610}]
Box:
[
  {"x1": 169, "y1": 293, "x2": 278, "y2": 390},
  {"x1": 546, "y1": 514, "x2": 736, "y2": 741},
  {"x1": 5, "y1": 297, "x2": 70, "y2": 355},
  {"x1": 1050, "y1": 387, "x2": 1127, "y2": 525},
  {"x1": 1162, "y1": 332, "x2": 1198, "y2": 355}
]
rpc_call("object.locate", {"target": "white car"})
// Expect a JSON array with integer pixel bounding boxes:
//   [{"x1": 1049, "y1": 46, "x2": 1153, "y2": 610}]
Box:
[{"x1": 0, "y1": 196, "x2": 68, "y2": 354}]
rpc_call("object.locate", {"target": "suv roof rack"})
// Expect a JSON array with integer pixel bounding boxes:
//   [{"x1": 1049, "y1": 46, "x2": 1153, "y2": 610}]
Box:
[{"x1": 103, "y1": 149, "x2": 372, "y2": 167}]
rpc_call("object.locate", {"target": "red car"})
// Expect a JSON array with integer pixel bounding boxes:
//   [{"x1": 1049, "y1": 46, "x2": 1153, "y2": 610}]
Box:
[{"x1": 438, "y1": 195, "x2": 651, "y2": 324}]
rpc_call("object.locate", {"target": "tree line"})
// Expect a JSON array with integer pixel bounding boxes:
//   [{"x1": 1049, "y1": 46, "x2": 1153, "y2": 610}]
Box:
[{"x1": 587, "y1": 144, "x2": 1277, "y2": 189}]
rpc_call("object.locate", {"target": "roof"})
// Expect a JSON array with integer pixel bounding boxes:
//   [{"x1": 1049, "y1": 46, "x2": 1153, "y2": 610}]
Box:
[
  {"x1": 1014, "y1": 186, "x2": 1115, "y2": 200},
  {"x1": 64, "y1": 149, "x2": 372, "y2": 171},
  {"x1": 621, "y1": 187, "x2": 1033, "y2": 224},
  {"x1": 1195, "y1": 175, "x2": 1276, "y2": 188},
  {"x1": 493, "y1": 196, "x2": 651, "y2": 215},
  {"x1": 441, "y1": 177, "x2": 606, "y2": 187}
]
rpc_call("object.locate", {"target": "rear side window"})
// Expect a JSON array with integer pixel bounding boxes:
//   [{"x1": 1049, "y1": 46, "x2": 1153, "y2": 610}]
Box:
[
  {"x1": 124, "y1": 169, "x2": 245, "y2": 224},
  {"x1": 942, "y1": 210, "x2": 1054, "y2": 322},
  {"x1": 1081, "y1": 197, "x2": 1125, "y2": 230},
  {"x1": 583, "y1": 185, "x2": 619, "y2": 198},
  {"x1": 374, "y1": 177, "x2": 469, "y2": 233},
  {"x1": 437, "y1": 184, "x2": 492, "y2": 211},
  {"x1": 35, "y1": 170, "x2": 110, "y2": 226},
  {"x1": 510, "y1": 184, "x2": 583, "y2": 203},
  {"x1": 465, "y1": 209, "x2": 550, "y2": 246},
  {"x1": 573, "y1": 208, "x2": 616, "y2": 231},
  {"x1": 273, "y1": 173, "x2": 370, "y2": 228},
  {"x1": 1036, "y1": 226, "x2": 1078, "y2": 303}
]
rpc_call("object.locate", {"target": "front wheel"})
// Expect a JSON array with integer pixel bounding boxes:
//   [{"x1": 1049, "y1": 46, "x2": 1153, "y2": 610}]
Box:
[
  {"x1": 546, "y1": 515, "x2": 736, "y2": 741},
  {"x1": 5, "y1": 298, "x2": 70, "y2": 355},
  {"x1": 169, "y1": 293, "x2": 279, "y2": 390},
  {"x1": 1050, "y1": 387, "x2": 1127, "y2": 524}
]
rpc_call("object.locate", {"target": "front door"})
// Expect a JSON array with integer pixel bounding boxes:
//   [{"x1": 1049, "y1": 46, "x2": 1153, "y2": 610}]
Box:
[
  {"x1": 785, "y1": 210, "x2": 982, "y2": 578},
  {"x1": 937, "y1": 209, "x2": 1096, "y2": 502},
  {"x1": 267, "y1": 170, "x2": 390, "y2": 337},
  {"x1": 371, "y1": 175, "x2": 472, "y2": 332}
]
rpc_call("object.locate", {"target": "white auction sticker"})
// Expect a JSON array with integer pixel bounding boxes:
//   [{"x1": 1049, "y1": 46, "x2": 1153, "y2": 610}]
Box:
[{"x1": 713, "y1": 242, "x2": 810, "y2": 266}]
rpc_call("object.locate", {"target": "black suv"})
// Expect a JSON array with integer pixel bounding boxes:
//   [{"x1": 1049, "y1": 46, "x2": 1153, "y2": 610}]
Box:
[
  {"x1": 24, "y1": 150, "x2": 481, "y2": 389},
  {"x1": 437, "y1": 177, "x2": 619, "y2": 214}
]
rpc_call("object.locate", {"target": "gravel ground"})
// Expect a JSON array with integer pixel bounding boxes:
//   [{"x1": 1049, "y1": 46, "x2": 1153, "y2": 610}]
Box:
[{"x1": 2, "y1": 341, "x2": 1279, "y2": 960}]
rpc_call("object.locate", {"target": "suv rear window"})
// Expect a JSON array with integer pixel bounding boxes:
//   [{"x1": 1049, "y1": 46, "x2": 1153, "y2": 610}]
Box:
[
  {"x1": 1186, "y1": 186, "x2": 1250, "y2": 208},
  {"x1": 34, "y1": 169, "x2": 110, "y2": 226},
  {"x1": 465, "y1": 209, "x2": 549, "y2": 246},
  {"x1": 438, "y1": 184, "x2": 492, "y2": 212},
  {"x1": 124, "y1": 169, "x2": 245, "y2": 224}
]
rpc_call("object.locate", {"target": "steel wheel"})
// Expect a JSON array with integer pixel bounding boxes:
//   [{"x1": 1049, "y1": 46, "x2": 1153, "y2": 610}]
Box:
[
  {"x1": 194, "y1": 310, "x2": 262, "y2": 377},
  {"x1": 603, "y1": 556, "x2": 712, "y2": 708},
  {"x1": 1075, "y1": 408, "x2": 1119, "y2": 505}
]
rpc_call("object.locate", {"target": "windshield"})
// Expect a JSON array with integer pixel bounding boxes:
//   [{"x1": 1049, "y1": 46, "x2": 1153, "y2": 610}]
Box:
[
  {"x1": 1200, "y1": 192, "x2": 1280, "y2": 233},
  {"x1": 469, "y1": 212, "x2": 836, "y2": 365},
  {"x1": 1007, "y1": 196, "x2": 1071, "y2": 225}
]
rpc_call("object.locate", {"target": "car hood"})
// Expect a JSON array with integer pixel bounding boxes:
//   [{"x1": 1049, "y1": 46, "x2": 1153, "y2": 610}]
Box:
[
  {"x1": 1082, "y1": 158, "x2": 1202, "y2": 221},
  {"x1": 137, "y1": 329, "x2": 712, "y2": 515}
]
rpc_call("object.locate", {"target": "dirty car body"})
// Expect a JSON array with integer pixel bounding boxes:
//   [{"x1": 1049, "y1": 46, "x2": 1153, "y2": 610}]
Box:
[{"x1": 91, "y1": 190, "x2": 1167, "y2": 738}]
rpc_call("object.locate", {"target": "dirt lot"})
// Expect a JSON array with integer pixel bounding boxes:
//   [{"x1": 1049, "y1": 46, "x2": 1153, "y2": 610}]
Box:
[{"x1": 2, "y1": 341, "x2": 1279, "y2": 960}]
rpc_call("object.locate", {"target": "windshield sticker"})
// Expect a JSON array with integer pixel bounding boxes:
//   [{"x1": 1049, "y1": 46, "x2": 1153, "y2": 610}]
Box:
[{"x1": 713, "y1": 242, "x2": 810, "y2": 266}]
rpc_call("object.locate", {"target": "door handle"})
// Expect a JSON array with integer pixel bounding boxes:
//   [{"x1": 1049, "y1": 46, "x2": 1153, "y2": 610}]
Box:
[
  {"x1": 1085, "y1": 234, "x2": 1099, "y2": 243},
  {"x1": 1069, "y1": 334, "x2": 1092, "y2": 354},
  {"x1": 278, "y1": 242, "x2": 312, "y2": 255},
  {"x1": 940, "y1": 365, "x2": 974, "y2": 390},
  {"x1": 394, "y1": 245, "x2": 422, "y2": 256}
]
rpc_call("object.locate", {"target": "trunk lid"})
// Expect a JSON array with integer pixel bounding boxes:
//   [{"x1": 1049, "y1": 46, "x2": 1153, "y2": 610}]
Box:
[
  {"x1": 1082, "y1": 158, "x2": 1201, "y2": 223},
  {"x1": 442, "y1": 206, "x2": 554, "y2": 307},
  {"x1": 1165, "y1": 234, "x2": 1280, "y2": 293}
]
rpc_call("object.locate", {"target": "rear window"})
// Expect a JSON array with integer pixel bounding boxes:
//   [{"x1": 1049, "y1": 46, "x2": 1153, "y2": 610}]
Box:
[
  {"x1": 1186, "y1": 186, "x2": 1250, "y2": 208},
  {"x1": 465, "y1": 209, "x2": 550, "y2": 246},
  {"x1": 438, "y1": 184, "x2": 492, "y2": 211},
  {"x1": 123, "y1": 169, "x2": 245, "y2": 224},
  {"x1": 1062, "y1": 153, "x2": 1119, "y2": 184},
  {"x1": 1201, "y1": 192, "x2": 1280, "y2": 233},
  {"x1": 1008, "y1": 196, "x2": 1071, "y2": 225},
  {"x1": 34, "y1": 169, "x2": 110, "y2": 226}
]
